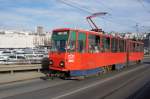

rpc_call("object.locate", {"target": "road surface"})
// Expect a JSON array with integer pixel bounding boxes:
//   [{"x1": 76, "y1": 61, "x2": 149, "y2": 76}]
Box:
[{"x1": 0, "y1": 58, "x2": 149, "y2": 99}]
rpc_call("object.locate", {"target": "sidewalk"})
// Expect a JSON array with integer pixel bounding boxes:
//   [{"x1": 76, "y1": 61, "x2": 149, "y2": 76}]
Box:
[{"x1": 0, "y1": 72, "x2": 45, "y2": 84}]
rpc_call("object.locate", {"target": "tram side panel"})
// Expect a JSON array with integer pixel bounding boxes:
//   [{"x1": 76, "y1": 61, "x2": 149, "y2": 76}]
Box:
[
  {"x1": 129, "y1": 52, "x2": 144, "y2": 62},
  {"x1": 80, "y1": 52, "x2": 126, "y2": 69},
  {"x1": 128, "y1": 41, "x2": 144, "y2": 63}
]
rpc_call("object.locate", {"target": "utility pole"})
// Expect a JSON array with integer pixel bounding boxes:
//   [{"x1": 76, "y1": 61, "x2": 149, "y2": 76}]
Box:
[
  {"x1": 135, "y1": 23, "x2": 140, "y2": 40},
  {"x1": 136, "y1": 23, "x2": 139, "y2": 33},
  {"x1": 149, "y1": 34, "x2": 150, "y2": 54}
]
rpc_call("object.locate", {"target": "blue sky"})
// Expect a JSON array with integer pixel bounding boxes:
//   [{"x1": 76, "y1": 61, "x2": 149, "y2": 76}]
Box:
[{"x1": 0, "y1": 0, "x2": 150, "y2": 32}]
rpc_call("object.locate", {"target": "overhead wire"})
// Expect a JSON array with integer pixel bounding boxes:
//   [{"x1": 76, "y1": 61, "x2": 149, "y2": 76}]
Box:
[
  {"x1": 96, "y1": 0, "x2": 140, "y2": 26},
  {"x1": 96, "y1": 0, "x2": 149, "y2": 32},
  {"x1": 95, "y1": 0, "x2": 114, "y2": 12},
  {"x1": 57, "y1": 0, "x2": 92, "y2": 14},
  {"x1": 57, "y1": 0, "x2": 139, "y2": 31},
  {"x1": 137, "y1": 0, "x2": 150, "y2": 14},
  {"x1": 134, "y1": 0, "x2": 150, "y2": 32}
]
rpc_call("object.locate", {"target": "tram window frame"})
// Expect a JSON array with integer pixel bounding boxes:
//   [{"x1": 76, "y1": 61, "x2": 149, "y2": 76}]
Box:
[
  {"x1": 67, "y1": 31, "x2": 76, "y2": 52},
  {"x1": 119, "y1": 39, "x2": 125, "y2": 52},
  {"x1": 88, "y1": 34, "x2": 101, "y2": 53},
  {"x1": 77, "y1": 32, "x2": 86, "y2": 53},
  {"x1": 130, "y1": 42, "x2": 133, "y2": 52},
  {"x1": 111, "y1": 37, "x2": 118, "y2": 52},
  {"x1": 124, "y1": 40, "x2": 126, "y2": 52},
  {"x1": 136, "y1": 43, "x2": 140, "y2": 52},
  {"x1": 133, "y1": 43, "x2": 136, "y2": 52},
  {"x1": 132, "y1": 42, "x2": 134, "y2": 52},
  {"x1": 139, "y1": 44, "x2": 141, "y2": 52},
  {"x1": 140, "y1": 44, "x2": 144, "y2": 52},
  {"x1": 102, "y1": 36, "x2": 110, "y2": 52}
]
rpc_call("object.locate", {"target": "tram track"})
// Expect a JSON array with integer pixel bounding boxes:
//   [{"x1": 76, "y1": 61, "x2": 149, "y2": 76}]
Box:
[
  {"x1": 51, "y1": 63, "x2": 149, "y2": 99},
  {"x1": 99, "y1": 65, "x2": 150, "y2": 99}
]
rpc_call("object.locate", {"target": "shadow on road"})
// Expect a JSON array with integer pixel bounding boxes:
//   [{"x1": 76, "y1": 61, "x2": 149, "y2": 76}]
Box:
[
  {"x1": 143, "y1": 62, "x2": 150, "y2": 64},
  {"x1": 127, "y1": 81, "x2": 150, "y2": 99}
]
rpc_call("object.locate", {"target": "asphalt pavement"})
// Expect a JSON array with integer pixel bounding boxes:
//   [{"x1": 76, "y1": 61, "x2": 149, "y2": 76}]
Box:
[
  {"x1": 0, "y1": 58, "x2": 149, "y2": 99},
  {"x1": 0, "y1": 72, "x2": 45, "y2": 84}
]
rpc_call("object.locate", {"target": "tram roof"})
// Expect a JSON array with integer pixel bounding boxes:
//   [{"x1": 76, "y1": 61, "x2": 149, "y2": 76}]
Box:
[
  {"x1": 52, "y1": 28, "x2": 143, "y2": 44},
  {"x1": 52, "y1": 28, "x2": 103, "y2": 34}
]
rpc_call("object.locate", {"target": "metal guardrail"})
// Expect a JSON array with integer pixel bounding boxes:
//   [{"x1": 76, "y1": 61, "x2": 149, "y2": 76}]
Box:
[
  {"x1": 0, "y1": 59, "x2": 42, "y2": 65},
  {"x1": 0, "y1": 64, "x2": 42, "y2": 74}
]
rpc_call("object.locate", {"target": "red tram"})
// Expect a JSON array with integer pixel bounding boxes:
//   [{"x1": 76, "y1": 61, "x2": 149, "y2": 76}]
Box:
[{"x1": 48, "y1": 28, "x2": 144, "y2": 77}]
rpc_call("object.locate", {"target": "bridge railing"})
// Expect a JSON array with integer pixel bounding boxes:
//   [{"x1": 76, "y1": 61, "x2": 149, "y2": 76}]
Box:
[{"x1": 0, "y1": 64, "x2": 42, "y2": 74}]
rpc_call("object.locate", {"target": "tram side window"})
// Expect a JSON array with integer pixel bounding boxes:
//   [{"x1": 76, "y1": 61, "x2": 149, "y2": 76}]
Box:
[
  {"x1": 124, "y1": 40, "x2": 126, "y2": 52},
  {"x1": 133, "y1": 43, "x2": 136, "y2": 52},
  {"x1": 129, "y1": 42, "x2": 131, "y2": 52},
  {"x1": 142, "y1": 44, "x2": 144, "y2": 52},
  {"x1": 130, "y1": 42, "x2": 133, "y2": 52},
  {"x1": 134, "y1": 43, "x2": 143, "y2": 52},
  {"x1": 111, "y1": 38, "x2": 118, "y2": 52},
  {"x1": 77, "y1": 32, "x2": 86, "y2": 53},
  {"x1": 140, "y1": 44, "x2": 144, "y2": 52},
  {"x1": 139, "y1": 44, "x2": 141, "y2": 52},
  {"x1": 119, "y1": 39, "x2": 125, "y2": 52},
  {"x1": 136, "y1": 43, "x2": 140, "y2": 52},
  {"x1": 88, "y1": 34, "x2": 100, "y2": 53},
  {"x1": 102, "y1": 37, "x2": 110, "y2": 52},
  {"x1": 138, "y1": 44, "x2": 141, "y2": 52},
  {"x1": 68, "y1": 31, "x2": 76, "y2": 52}
]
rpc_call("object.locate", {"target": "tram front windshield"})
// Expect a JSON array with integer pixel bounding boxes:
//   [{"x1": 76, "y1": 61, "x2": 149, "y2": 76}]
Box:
[{"x1": 51, "y1": 31, "x2": 69, "y2": 52}]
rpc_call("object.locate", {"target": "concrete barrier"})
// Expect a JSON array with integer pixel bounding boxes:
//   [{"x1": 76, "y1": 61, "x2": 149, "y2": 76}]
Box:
[
  {"x1": 144, "y1": 54, "x2": 150, "y2": 57},
  {"x1": 0, "y1": 64, "x2": 42, "y2": 74}
]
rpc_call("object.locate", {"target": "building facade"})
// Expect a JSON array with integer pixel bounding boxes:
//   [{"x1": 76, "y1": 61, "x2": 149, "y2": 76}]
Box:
[
  {"x1": 0, "y1": 30, "x2": 51, "y2": 48},
  {"x1": 37, "y1": 26, "x2": 44, "y2": 35}
]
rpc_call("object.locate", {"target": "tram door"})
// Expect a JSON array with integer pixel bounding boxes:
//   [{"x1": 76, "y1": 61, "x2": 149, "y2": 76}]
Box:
[
  {"x1": 67, "y1": 31, "x2": 78, "y2": 67},
  {"x1": 77, "y1": 32, "x2": 87, "y2": 69},
  {"x1": 67, "y1": 31, "x2": 86, "y2": 69}
]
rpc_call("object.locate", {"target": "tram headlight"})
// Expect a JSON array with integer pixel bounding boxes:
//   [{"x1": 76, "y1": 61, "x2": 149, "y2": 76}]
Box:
[
  {"x1": 49, "y1": 60, "x2": 53, "y2": 65},
  {"x1": 59, "y1": 61, "x2": 65, "y2": 67}
]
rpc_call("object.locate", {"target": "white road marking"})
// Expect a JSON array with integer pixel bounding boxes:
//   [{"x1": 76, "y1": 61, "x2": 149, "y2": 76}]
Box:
[{"x1": 52, "y1": 64, "x2": 149, "y2": 99}]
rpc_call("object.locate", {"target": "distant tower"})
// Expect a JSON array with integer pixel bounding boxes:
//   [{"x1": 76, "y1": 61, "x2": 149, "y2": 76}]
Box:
[{"x1": 37, "y1": 26, "x2": 44, "y2": 35}]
